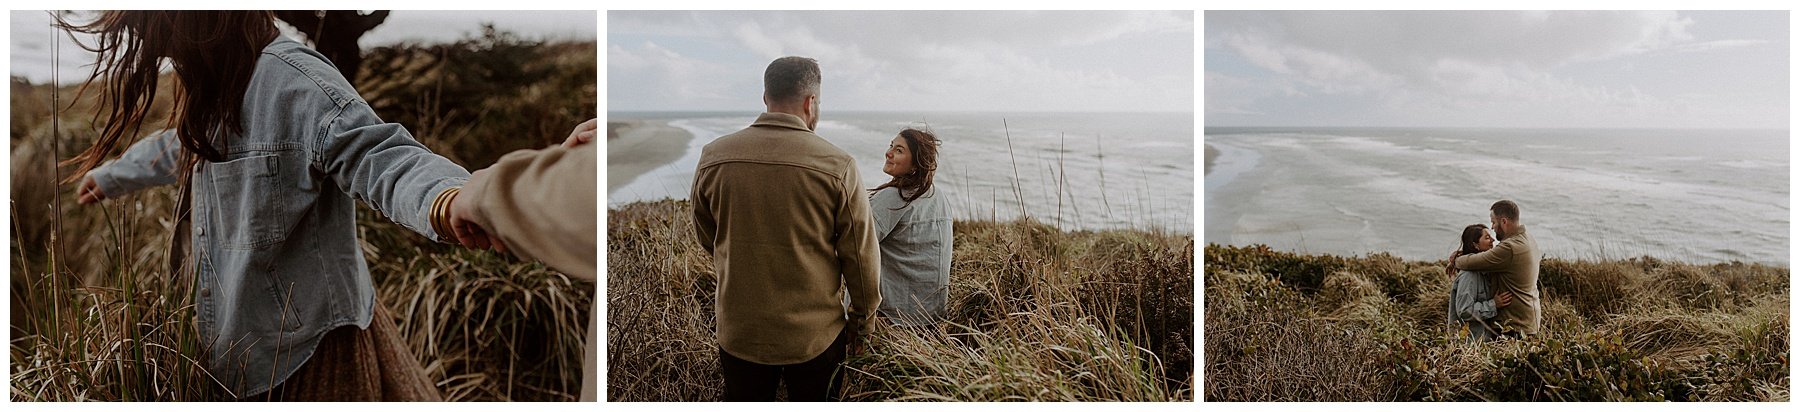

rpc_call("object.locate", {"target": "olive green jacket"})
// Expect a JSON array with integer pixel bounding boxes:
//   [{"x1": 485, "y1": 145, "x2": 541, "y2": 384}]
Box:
[{"x1": 691, "y1": 112, "x2": 881, "y2": 365}]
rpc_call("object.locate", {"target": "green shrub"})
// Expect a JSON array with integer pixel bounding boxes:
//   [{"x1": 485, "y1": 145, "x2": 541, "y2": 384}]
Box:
[
  {"x1": 1482, "y1": 333, "x2": 1696, "y2": 401},
  {"x1": 1204, "y1": 244, "x2": 1346, "y2": 293}
]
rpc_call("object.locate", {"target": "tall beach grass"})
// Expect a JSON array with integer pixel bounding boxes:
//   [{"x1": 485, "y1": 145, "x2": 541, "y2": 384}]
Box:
[
  {"x1": 606, "y1": 199, "x2": 1194, "y2": 401},
  {"x1": 1204, "y1": 244, "x2": 1789, "y2": 401}
]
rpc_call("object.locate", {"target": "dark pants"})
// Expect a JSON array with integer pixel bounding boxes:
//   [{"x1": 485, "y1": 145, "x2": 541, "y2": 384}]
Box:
[{"x1": 720, "y1": 328, "x2": 848, "y2": 402}]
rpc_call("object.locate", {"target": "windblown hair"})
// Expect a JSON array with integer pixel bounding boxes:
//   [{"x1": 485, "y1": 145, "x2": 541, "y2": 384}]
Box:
[
  {"x1": 1459, "y1": 224, "x2": 1489, "y2": 256},
  {"x1": 55, "y1": 11, "x2": 278, "y2": 182},
  {"x1": 870, "y1": 128, "x2": 941, "y2": 207}
]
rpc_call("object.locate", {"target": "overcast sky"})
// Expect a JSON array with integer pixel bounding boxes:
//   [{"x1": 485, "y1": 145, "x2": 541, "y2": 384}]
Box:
[
  {"x1": 1205, "y1": 11, "x2": 1788, "y2": 129},
  {"x1": 608, "y1": 10, "x2": 1194, "y2": 113},
  {"x1": 10, "y1": 10, "x2": 595, "y2": 85}
]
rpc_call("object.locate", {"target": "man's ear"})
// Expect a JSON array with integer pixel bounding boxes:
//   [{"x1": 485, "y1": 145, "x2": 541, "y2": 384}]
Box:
[{"x1": 804, "y1": 94, "x2": 818, "y2": 115}]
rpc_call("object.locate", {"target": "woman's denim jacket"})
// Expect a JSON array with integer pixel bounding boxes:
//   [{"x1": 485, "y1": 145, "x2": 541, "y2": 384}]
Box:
[{"x1": 89, "y1": 37, "x2": 467, "y2": 397}]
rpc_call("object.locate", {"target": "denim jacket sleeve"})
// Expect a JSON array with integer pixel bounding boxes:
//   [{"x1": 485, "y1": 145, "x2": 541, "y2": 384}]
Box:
[
  {"x1": 316, "y1": 100, "x2": 469, "y2": 242},
  {"x1": 89, "y1": 128, "x2": 182, "y2": 197},
  {"x1": 1453, "y1": 271, "x2": 1497, "y2": 321},
  {"x1": 869, "y1": 187, "x2": 908, "y2": 241}
]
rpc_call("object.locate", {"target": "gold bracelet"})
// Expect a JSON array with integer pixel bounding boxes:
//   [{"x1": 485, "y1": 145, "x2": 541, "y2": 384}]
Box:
[
  {"x1": 430, "y1": 189, "x2": 447, "y2": 238},
  {"x1": 444, "y1": 187, "x2": 461, "y2": 236},
  {"x1": 441, "y1": 187, "x2": 460, "y2": 238},
  {"x1": 430, "y1": 186, "x2": 461, "y2": 240}
]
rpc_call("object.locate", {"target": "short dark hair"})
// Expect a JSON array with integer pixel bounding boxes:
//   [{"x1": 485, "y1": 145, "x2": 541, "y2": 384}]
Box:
[
  {"x1": 1491, "y1": 200, "x2": 1520, "y2": 221},
  {"x1": 763, "y1": 56, "x2": 820, "y2": 105}
]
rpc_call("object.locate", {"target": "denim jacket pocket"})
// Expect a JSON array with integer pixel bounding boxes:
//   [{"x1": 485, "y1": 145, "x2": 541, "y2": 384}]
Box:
[
  {"x1": 262, "y1": 274, "x2": 307, "y2": 333},
  {"x1": 206, "y1": 153, "x2": 289, "y2": 250}
]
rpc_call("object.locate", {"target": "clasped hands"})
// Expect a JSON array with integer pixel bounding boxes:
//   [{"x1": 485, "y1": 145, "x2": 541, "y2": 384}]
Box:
[{"x1": 440, "y1": 118, "x2": 596, "y2": 252}]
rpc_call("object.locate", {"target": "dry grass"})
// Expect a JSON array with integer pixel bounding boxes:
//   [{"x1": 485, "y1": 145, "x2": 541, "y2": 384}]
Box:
[
  {"x1": 606, "y1": 200, "x2": 1194, "y2": 401},
  {"x1": 9, "y1": 30, "x2": 595, "y2": 401},
  {"x1": 1204, "y1": 243, "x2": 1790, "y2": 401}
]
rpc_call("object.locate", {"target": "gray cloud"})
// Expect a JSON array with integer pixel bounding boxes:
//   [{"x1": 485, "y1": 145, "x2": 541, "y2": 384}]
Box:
[
  {"x1": 1205, "y1": 11, "x2": 1787, "y2": 129},
  {"x1": 609, "y1": 11, "x2": 1194, "y2": 112}
]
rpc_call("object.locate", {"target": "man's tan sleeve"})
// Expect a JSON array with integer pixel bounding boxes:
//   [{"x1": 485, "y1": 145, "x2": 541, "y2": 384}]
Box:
[
  {"x1": 835, "y1": 163, "x2": 881, "y2": 338},
  {"x1": 1455, "y1": 239, "x2": 1515, "y2": 273},
  {"x1": 460, "y1": 144, "x2": 599, "y2": 402},
  {"x1": 691, "y1": 161, "x2": 717, "y2": 256},
  {"x1": 464, "y1": 144, "x2": 597, "y2": 281}
]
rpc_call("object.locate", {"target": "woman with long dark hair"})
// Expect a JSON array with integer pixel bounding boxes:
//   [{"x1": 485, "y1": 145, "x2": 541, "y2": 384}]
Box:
[
  {"x1": 867, "y1": 128, "x2": 952, "y2": 326},
  {"x1": 59, "y1": 11, "x2": 493, "y2": 400}
]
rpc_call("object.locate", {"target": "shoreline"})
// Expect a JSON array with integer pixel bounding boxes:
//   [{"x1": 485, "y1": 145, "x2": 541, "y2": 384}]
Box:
[
  {"x1": 1202, "y1": 139, "x2": 1259, "y2": 246},
  {"x1": 607, "y1": 119, "x2": 696, "y2": 193}
]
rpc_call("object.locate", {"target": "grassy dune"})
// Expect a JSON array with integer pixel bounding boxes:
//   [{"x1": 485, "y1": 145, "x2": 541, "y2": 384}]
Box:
[
  {"x1": 607, "y1": 200, "x2": 1194, "y2": 401},
  {"x1": 9, "y1": 28, "x2": 595, "y2": 401},
  {"x1": 1203, "y1": 243, "x2": 1789, "y2": 401}
]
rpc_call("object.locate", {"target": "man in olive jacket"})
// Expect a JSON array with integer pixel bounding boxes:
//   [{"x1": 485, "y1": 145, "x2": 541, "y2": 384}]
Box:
[
  {"x1": 1449, "y1": 200, "x2": 1542, "y2": 338},
  {"x1": 691, "y1": 56, "x2": 881, "y2": 401}
]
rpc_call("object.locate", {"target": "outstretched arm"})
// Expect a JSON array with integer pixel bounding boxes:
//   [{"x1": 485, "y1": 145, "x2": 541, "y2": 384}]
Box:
[
  {"x1": 316, "y1": 101, "x2": 470, "y2": 244},
  {"x1": 82, "y1": 129, "x2": 184, "y2": 203}
]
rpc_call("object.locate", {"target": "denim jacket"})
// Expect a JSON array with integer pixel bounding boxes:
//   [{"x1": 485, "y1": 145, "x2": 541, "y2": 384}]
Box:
[
  {"x1": 1447, "y1": 270, "x2": 1499, "y2": 342},
  {"x1": 88, "y1": 37, "x2": 467, "y2": 397},
  {"x1": 870, "y1": 186, "x2": 952, "y2": 326}
]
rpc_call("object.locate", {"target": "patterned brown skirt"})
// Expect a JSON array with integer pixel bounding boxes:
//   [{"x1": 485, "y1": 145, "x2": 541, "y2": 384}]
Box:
[{"x1": 257, "y1": 303, "x2": 442, "y2": 401}]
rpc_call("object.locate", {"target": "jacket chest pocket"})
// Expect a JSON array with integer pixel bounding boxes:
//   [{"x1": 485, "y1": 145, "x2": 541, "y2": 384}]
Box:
[{"x1": 205, "y1": 153, "x2": 293, "y2": 250}]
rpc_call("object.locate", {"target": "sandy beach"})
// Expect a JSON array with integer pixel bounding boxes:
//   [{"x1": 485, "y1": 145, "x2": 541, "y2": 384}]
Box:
[
  {"x1": 1204, "y1": 143, "x2": 1218, "y2": 176},
  {"x1": 607, "y1": 119, "x2": 695, "y2": 192}
]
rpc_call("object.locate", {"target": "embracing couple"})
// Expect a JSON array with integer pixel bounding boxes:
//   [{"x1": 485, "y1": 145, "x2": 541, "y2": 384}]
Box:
[
  {"x1": 690, "y1": 56, "x2": 954, "y2": 401},
  {"x1": 1444, "y1": 200, "x2": 1543, "y2": 342}
]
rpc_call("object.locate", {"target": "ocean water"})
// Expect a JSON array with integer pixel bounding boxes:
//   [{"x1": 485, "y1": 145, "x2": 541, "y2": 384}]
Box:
[
  {"x1": 609, "y1": 111, "x2": 1195, "y2": 232},
  {"x1": 1205, "y1": 127, "x2": 1789, "y2": 265}
]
